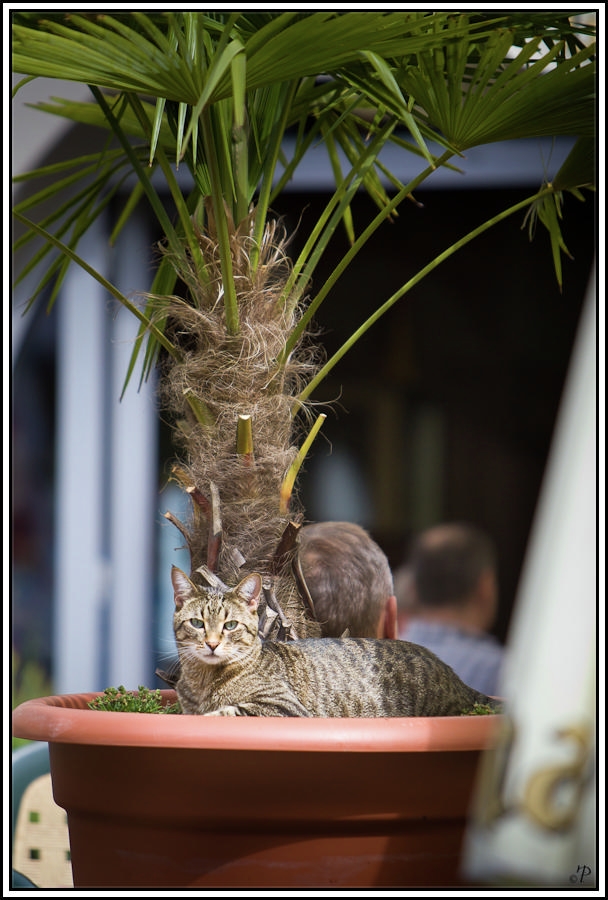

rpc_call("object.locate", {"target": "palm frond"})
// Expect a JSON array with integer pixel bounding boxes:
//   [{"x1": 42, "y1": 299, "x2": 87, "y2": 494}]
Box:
[
  {"x1": 12, "y1": 10, "x2": 596, "y2": 388},
  {"x1": 397, "y1": 25, "x2": 596, "y2": 151},
  {"x1": 521, "y1": 136, "x2": 596, "y2": 293},
  {"x1": 553, "y1": 135, "x2": 596, "y2": 193},
  {"x1": 14, "y1": 210, "x2": 180, "y2": 360}
]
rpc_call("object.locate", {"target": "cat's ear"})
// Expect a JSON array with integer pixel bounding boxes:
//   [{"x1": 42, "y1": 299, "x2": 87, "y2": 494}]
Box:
[
  {"x1": 235, "y1": 573, "x2": 262, "y2": 610},
  {"x1": 171, "y1": 566, "x2": 195, "y2": 610}
]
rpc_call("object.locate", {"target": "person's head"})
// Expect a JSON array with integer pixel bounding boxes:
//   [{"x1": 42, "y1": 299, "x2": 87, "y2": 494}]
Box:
[
  {"x1": 408, "y1": 523, "x2": 498, "y2": 632},
  {"x1": 298, "y1": 521, "x2": 397, "y2": 639}
]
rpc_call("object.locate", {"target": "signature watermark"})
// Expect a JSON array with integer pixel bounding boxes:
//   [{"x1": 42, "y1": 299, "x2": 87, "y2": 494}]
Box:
[{"x1": 569, "y1": 864, "x2": 593, "y2": 885}]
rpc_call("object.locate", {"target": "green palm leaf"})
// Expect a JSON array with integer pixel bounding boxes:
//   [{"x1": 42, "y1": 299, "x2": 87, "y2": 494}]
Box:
[
  {"x1": 397, "y1": 25, "x2": 595, "y2": 151},
  {"x1": 12, "y1": 10, "x2": 595, "y2": 389},
  {"x1": 521, "y1": 136, "x2": 596, "y2": 292},
  {"x1": 14, "y1": 210, "x2": 180, "y2": 360}
]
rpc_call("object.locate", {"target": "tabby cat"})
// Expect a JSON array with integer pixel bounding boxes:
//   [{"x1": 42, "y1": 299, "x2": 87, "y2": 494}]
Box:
[{"x1": 172, "y1": 565, "x2": 500, "y2": 717}]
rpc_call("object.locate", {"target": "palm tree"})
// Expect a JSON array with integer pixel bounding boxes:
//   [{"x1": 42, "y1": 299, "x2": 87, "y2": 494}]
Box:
[{"x1": 12, "y1": 11, "x2": 596, "y2": 639}]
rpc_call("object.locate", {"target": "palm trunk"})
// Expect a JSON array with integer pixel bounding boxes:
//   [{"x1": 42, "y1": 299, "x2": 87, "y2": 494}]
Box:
[{"x1": 159, "y1": 210, "x2": 321, "y2": 638}]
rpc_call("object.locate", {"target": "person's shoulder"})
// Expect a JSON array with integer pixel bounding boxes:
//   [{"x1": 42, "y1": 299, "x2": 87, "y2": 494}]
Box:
[
  {"x1": 401, "y1": 619, "x2": 452, "y2": 642},
  {"x1": 404, "y1": 620, "x2": 505, "y2": 666}
]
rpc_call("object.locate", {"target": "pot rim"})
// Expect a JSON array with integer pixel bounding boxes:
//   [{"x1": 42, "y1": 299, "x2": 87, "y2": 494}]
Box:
[{"x1": 12, "y1": 691, "x2": 501, "y2": 751}]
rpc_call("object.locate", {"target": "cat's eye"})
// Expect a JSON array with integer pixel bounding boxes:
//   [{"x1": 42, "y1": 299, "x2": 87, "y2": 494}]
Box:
[
  {"x1": 223, "y1": 620, "x2": 238, "y2": 631},
  {"x1": 190, "y1": 618, "x2": 205, "y2": 630}
]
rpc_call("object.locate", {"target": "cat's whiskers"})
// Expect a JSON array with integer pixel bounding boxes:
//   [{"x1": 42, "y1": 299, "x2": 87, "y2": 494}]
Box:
[
  {"x1": 177, "y1": 641, "x2": 206, "y2": 665},
  {"x1": 157, "y1": 639, "x2": 180, "y2": 662}
]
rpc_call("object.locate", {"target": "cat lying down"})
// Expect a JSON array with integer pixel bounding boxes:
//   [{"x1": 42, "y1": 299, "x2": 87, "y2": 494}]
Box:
[{"x1": 169, "y1": 566, "x2": 501, "y2": 718}]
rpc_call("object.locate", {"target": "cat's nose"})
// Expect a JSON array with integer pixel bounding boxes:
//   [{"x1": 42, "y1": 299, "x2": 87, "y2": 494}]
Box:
[{"x1": 206, "y1": 641, "x2": 220, "y2": 652}]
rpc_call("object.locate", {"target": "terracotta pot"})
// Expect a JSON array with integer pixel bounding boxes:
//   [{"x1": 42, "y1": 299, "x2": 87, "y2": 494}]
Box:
[{"x1": 12, "y1": 691, "x2": 500, "y2": 889}]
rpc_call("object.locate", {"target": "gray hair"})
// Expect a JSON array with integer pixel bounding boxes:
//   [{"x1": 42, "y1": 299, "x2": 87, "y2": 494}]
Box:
[{"x1": 298, "y1": 521, "x2": 393, "y2": 638}]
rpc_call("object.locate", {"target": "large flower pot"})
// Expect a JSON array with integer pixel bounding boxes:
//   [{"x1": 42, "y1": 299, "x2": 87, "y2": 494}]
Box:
[{"x1": 12, "y1": 691, "x2": 500, "y2": 889}]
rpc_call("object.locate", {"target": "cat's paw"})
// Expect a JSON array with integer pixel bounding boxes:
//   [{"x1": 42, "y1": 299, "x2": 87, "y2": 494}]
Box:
[{"x1": 202, "y1": 705, "x2": 240, "y2": 716}]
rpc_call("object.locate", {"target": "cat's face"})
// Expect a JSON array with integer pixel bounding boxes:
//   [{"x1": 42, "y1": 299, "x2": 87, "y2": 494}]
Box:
[{"x1": 171, "y1": 566, "x2": 262, "y2": 666}]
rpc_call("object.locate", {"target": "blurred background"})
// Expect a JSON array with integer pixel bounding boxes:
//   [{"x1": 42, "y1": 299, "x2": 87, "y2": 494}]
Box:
[{"x1": 11, "y1": 76, "x2": 596, "y2": 698}]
